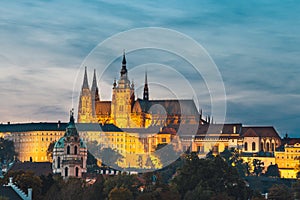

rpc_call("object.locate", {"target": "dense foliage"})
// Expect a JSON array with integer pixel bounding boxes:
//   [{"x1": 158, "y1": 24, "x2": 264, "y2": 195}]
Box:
[
  {"x1": 0, "y1": 138, "x2": 16, "y2": 163},
  {"x1": 1, "y1": 150, "x2": 300, "y2": 200}
]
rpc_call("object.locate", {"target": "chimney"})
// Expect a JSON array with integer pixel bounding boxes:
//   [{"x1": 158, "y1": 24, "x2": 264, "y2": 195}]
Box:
[
  {"x1": 8, "y1": 177, "x2": 13, "y2": 185},
  {"x1": 28, "y1": 188, "x2": 32, "y2": 200}
]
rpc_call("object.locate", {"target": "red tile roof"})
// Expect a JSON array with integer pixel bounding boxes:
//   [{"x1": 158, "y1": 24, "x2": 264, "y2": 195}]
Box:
[{"x1": 242, "y1": 126, "x2": 280, "y2": 139}]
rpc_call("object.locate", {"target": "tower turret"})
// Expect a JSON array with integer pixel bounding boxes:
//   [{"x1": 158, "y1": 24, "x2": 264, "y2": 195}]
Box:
[
  {"x1": 78, "y1": 67, "x2": 93, "y2": 123},
  {"x1": 111, "y1": 51, "x2": 135, "y2": 128},
  {"x1": 120, "y1": 51, "x2": 127, "y2": 78}
]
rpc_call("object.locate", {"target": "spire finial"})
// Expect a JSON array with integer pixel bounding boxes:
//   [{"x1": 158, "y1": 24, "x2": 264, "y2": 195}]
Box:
[
  {"x1": 122, "y1": 49, "x2": 126, "y2": 64},
  {"x1": 69, "y1": 108, "x2": 75, "y2": 124},
  {"x1": 143, "y1": 69, "x2": 149, "y2": 101},
  {"x1": 120, "y1": 50, "x2": 127, "y2": 76}
]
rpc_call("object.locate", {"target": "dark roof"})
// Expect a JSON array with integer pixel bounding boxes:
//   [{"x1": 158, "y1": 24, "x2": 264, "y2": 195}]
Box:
[
  {"x1": 10, "y1": 162, "x2": 52, "y2": 176},
  {"x1": 196, "y1": 123, "x2": 242, "y2": 135},
  {"x1": 167, "y1": 123, "x2": 242, "y2": 136},
  {"x1": 242, "y1": 128, "x2": 258, "y2": 137},
  {"x1": 0, "y1": 186, "x2": 23, "y2": 200},
  {"x1": 0, "y1": 122, "x2": 122, "y2": 133},
  {"x1": 0, "y1": 122, "x2": 67, "y2": 132},
  {"x1": 122, "y1": 126, "x2": 161, "y2": 134},
  {"x1": 76, "y1": 123, "x2": 122, "y2": 132},
  {"x1": 241, "y1": 126, "x2": 281, "y2": 138},
  {"x1": 281, "y1": 138, "x2": 300, "y2": 146},
  {"x1": 134, "y1": 98, "x2": 199, "y2": 115}
]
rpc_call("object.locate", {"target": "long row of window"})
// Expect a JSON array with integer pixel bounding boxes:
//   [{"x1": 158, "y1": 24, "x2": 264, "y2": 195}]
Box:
[{"x1": 244, "y1": 142, "x2": 275, "y2": 151}]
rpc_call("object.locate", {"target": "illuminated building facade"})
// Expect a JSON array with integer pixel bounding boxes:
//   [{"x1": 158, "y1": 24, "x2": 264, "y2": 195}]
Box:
[
  {"x1": 275, "y1": 142, "x2": 300, "y2": 179},
  {"x1": 241, "y1": 127, "x2": 281, "y2": 153},
  {"x1": 0, "y1": 122, "x2": 66, "y2": 162},
  {"x1": 77, "y1": 52, "x2": 204, "y2": 128}
]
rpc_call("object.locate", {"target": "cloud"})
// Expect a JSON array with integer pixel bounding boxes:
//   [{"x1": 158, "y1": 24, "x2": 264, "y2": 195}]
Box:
[{"x1": 0, "y1": 0, "x2": 299, "y2": 137}]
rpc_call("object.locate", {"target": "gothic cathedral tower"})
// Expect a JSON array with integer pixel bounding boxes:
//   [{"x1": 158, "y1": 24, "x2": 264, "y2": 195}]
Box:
[
  {"x1": 111, "y1": 52, "x2": 135, "y2": 128},
  {"x1": 78, "y1": 67, "x2": 94, "y2": 123}
]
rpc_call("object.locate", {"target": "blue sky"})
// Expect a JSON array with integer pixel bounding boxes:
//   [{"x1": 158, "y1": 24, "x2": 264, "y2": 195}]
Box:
[{"x1": 0, "y1": 0, "x2": 299, "y2": 137}]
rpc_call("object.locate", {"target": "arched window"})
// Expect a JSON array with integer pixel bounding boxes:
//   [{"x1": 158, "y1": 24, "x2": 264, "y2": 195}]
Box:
[
  {"x1": 261, "y1": 142, "x2": 264, "y2": 152},
  {"x1": 266, "y1": 142, "x2": 270, "y2": 152},
  {"x1": 75, "y1": 167, "x2": 79, "y2": 177},
  {"x1": 67, "y1": 145, "x2": 70, "y2": 155},
  {"x1": 65, "y1": 167, "x2": 68, "y2": 177},
  {"x1": 74, "y1": 146, "x2": 78, "y2": 155},
  {"x1": 271, "y1": 143, "x2": 275, "y2": 151},
  {"x1": 244, "y1": 142, "x2": 248, "y2": 151},
  {"x1": 252, "y1": 142, "x2": 256, "y2": 151},
  {"x1": 57, "y1": 157, "x2": 60, "y2": 169}
]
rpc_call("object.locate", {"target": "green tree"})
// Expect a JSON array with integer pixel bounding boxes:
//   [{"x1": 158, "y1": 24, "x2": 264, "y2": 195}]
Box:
[
  {"x1": 220, "y1": 148, "x2": 248, "y2": 177},
  {"x1": 252, "y1": 159, "x2": 264, "y2": 176},
  {"x1": 103, "y1": 174, "x2": 141, "y2": 199},
  {"x1": 3, "y1": 170, "x2": 42, "y2": 199},
  {"x1": 155, "y1": 143, "x2": 180, "y2": 168},
  {"x1": 251, "y1": 190, "x2": 265, "y2": 200},
  {"x1": 265, "y1": 164, "x2": 280, "y2": 178},
  {"x1": 83, "y1": 175, "x2": 105, "y2": 200},
  {"x1": 46, "y1": 141, "x2": 56, "y2": 162},
  {"x1": 137, "y1": 155, "x2": 143, "y2": 169},
  {"x1": 268, "y1": 184, "x2": 293, "y2": 200},
  {"x1": 108, "y1": 187, "x2": 133, "y2": 200},
  {"x1": 173, "y1": 152, "x2": 250, "y2": 199},
  {"x1": 292, "y1": 181, "x2": 300, "y2": 200},
  {"x1": 99, "y1": 147, "x2": 123, "y2": 169},
  {"x1": 86, "y1": 150, "x2": 100, "y2": 172},
  {"x1": 40, "y1": 174, "x2": 55, "y2": 196},
  {"x1": 0, "y1": 138, "x2": 16, "y2": 163},
  {"x1": 44, "y1": 177, "x2": 85, "y2": 200}
]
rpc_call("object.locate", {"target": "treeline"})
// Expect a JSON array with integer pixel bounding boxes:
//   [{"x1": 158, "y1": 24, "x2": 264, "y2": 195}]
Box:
[{"x1": 1, "y1": 150, "x2": 300, "y2": 199}]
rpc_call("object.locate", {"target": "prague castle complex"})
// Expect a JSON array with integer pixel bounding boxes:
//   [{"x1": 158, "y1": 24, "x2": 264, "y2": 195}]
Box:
[
  {"x1": 0, "y1": 52, "x2": 299, "y2": 178},
  {"x1": 77, "y1": 52, "x2": 201, "y2": 128}
]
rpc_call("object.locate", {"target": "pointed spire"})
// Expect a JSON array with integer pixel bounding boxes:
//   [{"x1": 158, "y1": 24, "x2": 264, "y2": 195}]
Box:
[
  {"x1": 82, "y1": 66, "x2": 89, "y2": 89},
  {"x1": 122, "y1": 49, "x2": 126, "y2": 64},
  {"x1": 91, "y1": 69, "x2": 100, "y2": 101},
  {"x1": 143, "y1": 69, "x2": 149, "y2": 101},
  {"x1": 120, "y1": 50, "x2": 127, "y2": 77},
  {"x1": 65, "y1": 109, "x2": 79, "y2": 136},
  {"x1": 91, "y1": 69, "x2": 97, "y2": 90}
]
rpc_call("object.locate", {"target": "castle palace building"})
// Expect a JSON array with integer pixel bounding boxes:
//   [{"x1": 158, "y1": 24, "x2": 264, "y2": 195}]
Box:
[{"x1": 78, "y1": 52, "x2": 205, "y2": 128}]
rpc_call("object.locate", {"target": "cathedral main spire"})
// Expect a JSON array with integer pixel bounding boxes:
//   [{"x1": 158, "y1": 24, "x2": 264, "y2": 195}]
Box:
[
  {"x1": 143, "y1": 70, "x2": 149, "y2": 101},
  {"x1": 82, "y1": 66, "x2": 89, "y2": 89},
  {"x1": 120, "y1": 50, "x2": 128, "y2": 77}
]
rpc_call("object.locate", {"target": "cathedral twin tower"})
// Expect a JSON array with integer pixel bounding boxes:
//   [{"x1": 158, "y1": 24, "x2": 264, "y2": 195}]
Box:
[
  {"x1": 78, "y1": 52, "x2": 201, "y2": 128},
  {"x1": 78, "y1": 52, "x2": 151, "y2": 128}
]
